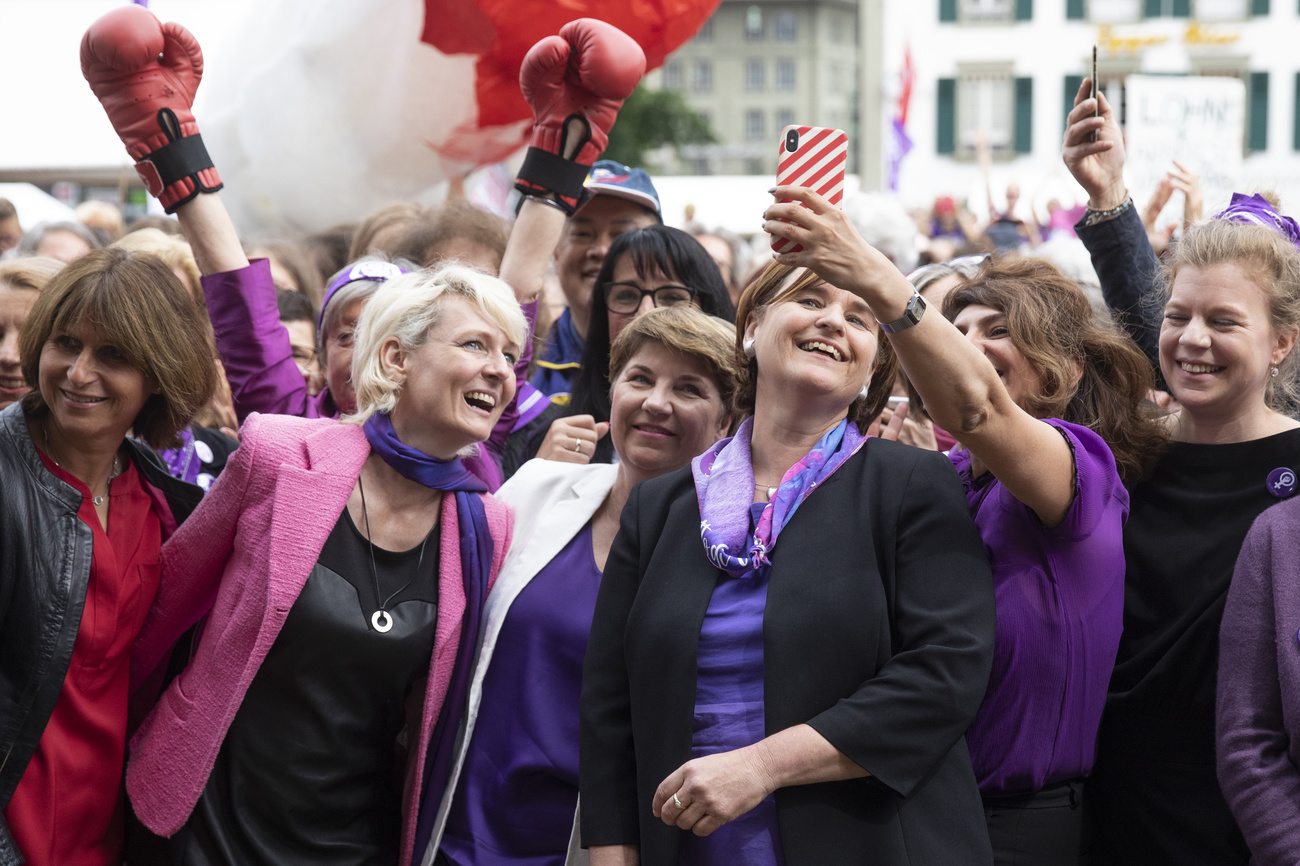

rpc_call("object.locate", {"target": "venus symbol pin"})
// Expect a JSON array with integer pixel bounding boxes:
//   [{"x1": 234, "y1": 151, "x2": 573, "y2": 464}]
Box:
[{"x1": 1267, "y1": 467, "x2": 1297, "y2": 499}]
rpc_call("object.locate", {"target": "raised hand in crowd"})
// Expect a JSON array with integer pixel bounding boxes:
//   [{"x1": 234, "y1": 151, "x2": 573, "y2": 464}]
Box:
[{"x1": 1063, "y1": 79, "x2": 1127, "y2": 212}]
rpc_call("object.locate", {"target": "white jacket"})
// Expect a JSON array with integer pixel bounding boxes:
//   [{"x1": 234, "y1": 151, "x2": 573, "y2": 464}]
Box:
[{"x1": 420, "y1": 458, "x2": 619, "y2": 866}]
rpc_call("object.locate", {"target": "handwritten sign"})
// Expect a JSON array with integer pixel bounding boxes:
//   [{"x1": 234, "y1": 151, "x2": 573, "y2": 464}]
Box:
[{"x1": 1123, "y1": 74, "x2": 1245, "y2": 228}]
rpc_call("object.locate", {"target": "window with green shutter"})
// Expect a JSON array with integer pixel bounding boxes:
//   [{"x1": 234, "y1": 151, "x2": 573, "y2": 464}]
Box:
[
  {"x1": 940, "y1": 0, "x2": 958, "y2": 21},
  {"x1": 1066, "y1": 0, "x2": 1085, "y2": 18},
  {"x1": 1172, "y1": 0, "x2": 1190, "y2": 14},
  {"x1": 1251, "y1": 0, "x2": 1270, "y2": 13},
  {"x1": 1014, "y1": 77, "x2": 1034, "y2": 153},
  {"x1": 1064, "y1": 75, "x2": 1084, "y2": 128},
  {"x1": 1015, "y1": 0, "x2": 1033, "y2": 19},
  {"x1": 938, "y1": 78, "x2": 956, "y2": 154},
  {"x1": 1249, "y1": 72, "x2": 1269, "y2": 152}
]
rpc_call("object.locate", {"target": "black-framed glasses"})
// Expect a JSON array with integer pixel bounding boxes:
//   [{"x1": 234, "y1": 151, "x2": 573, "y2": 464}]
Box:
[{"x1": 603, "y1": 282, "x2": 698, "y2": 314}]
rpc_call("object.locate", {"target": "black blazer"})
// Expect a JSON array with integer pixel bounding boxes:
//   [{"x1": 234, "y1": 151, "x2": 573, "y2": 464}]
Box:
[{"x1": 580, "y1": 438, "x2": 996, "y2": 866}]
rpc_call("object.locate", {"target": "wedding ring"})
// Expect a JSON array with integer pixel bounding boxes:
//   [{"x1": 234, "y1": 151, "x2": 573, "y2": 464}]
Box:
[
  {"x1": 572, "y1": 438, "x2": 582, "y2": 452},
  {"x1": 673, "y1": 793, "x2": 683, "y2": 810}
]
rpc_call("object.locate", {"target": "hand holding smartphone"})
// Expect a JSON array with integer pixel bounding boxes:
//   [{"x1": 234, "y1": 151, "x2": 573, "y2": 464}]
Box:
[
  {"x1": 770, "y1": 125, "x2": 849, "y2": 254},
  {"x1": 1089, "y1": 46, "x2": 1099, "y2": 144}
]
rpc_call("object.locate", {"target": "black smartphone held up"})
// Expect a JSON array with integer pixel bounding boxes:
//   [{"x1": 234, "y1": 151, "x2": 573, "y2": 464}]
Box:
[{"x1": 1090, "y1": 45, "x2": 1099, "y2": 143}]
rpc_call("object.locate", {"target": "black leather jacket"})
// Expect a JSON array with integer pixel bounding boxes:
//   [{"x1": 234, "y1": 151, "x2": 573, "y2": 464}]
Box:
[{"x1": 0, "y1": 402, "x2": 204, "y2": 865}]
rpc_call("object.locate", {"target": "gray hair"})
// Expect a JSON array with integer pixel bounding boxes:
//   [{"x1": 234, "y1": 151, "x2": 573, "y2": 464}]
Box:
[
  {"x1": 842, "y1": 192, "x2": 920, "y2": 273},
  {"x1": 16, "y1": 221, "x2": 102, "y2": 257}
]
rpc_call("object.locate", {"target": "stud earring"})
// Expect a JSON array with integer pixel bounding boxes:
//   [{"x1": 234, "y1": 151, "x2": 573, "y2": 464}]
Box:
[{"x1": 743, "y1": 338, "x2": 756, "y2": 359}]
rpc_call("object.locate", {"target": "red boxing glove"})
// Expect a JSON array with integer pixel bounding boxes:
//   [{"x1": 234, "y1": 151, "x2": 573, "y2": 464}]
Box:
[
  {"x1": 515, "y1": 19, "x2": 645, "y2": 213},
  {"x1": 81, "y1": 5, "x2": 222, "y2": 213}
]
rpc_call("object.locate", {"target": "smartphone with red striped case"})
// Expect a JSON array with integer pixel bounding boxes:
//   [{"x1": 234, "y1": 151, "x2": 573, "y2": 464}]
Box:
[{"x1": 770, "y1": 125, "x2": 849, "y2": 254}]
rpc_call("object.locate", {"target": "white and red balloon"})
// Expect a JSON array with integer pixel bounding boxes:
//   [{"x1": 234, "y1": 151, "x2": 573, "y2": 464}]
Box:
[{"x1": 196, "y1": 0, "x2": 718, "y2": 233}]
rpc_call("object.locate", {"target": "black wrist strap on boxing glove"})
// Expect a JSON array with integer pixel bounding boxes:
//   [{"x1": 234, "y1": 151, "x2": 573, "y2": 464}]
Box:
[{"x1": 515, "y1": 148, "x2": 590, "y2": 211}]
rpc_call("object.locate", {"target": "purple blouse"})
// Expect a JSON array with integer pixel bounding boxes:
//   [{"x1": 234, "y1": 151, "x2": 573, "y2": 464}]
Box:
[
  {"x1": 950, "y1": 419, "x2": 1128, "y2": 796},
  {"x1": 200, "y1": 259, "x2": 538, "y2": 490},
  {"x1": 680, "y1": 503, "x2": 784, "y2": 866},
  {"x1": 438, "y1": 522, "x2": 603, "y2": 866}
]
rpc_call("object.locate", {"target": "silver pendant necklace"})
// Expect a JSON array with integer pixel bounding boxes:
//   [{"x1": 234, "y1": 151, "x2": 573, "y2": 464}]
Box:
[
  {"x1": 357, "y1": 473, "x2": 427, "y2": 634},
  {"x1": 44, "y1": 425, "x2": 120, "y2": 506}
]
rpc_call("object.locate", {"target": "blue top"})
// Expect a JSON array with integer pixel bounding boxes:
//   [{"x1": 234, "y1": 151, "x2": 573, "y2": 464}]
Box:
[
  {"x1": 530, "y1": 308, "x2": 585, "y2": 399},
  {"x1": 438, "y1": 522, "x2": 603, "y2": 866},
  {"x1": 680, "y1": 503, "x2": 784, "y2": 866},
  {"x1": 950, "y1": 419, "x2": 1128, "y2": 796}
]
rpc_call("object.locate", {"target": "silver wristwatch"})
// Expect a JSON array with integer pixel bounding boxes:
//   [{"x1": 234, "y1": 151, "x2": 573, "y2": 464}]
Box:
[{"x1": 878, "y1": 291, "x2": 927, "y2": 333}]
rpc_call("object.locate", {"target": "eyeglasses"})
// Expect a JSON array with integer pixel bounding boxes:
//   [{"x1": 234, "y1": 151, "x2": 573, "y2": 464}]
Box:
[{"x1": 603, "y1": 282, "x2": 698, "y2": 315}]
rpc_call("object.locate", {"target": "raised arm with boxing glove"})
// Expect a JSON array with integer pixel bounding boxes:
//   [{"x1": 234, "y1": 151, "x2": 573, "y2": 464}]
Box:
[{"x1": 514, "y1": 19, "x2": 646, "y2": 213}]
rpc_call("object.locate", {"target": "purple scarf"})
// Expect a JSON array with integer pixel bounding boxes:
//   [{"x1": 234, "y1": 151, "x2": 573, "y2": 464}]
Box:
[
  {"x1": 692, "y1": 417, "x2": 867, "y2": 577},
  {"x1": 360, "y1": 412, "x2": 492, "y2": 864},
  {"x1": 1213, "y1": 193, "x2": 1300, "y2": 251}
]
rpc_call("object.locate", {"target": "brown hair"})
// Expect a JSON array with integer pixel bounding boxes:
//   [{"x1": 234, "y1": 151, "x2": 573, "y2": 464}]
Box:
[
  {"x1": 245, "y1": 240, "x2": 325, "y2": 309},
  {"x1": 19, "y1": 248, "x2": 218, "y2": 449},
  {"x1": 349, "y1": 203, "x2": 421, "y2": 261},
  {"x1": 945, "y1": 255, "x2": 1168, "y2": 485},
  {"x1": 0, "y1": 257, "x2": 63, "y2": 293},
  {"x1": 390, "y1": 200, "x2": 510, "y2": 272},
  {"x1": 1161, "y1": 216, "x2": 1300, "y2": 413},
  {"x1": 733, "y1": 262, "x2": 898, "y2": 432},
  {"x1": 608, "y1": 305, "x2": 740, "y2": 425}
]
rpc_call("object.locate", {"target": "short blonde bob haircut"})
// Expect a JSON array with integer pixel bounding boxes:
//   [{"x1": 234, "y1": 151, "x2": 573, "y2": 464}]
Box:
[{"x1": 347, "y1": 265, "x2": 527, "y2": 425}]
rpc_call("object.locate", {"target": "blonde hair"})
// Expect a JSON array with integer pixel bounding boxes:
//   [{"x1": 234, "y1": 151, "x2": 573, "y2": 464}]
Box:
[
  {"x1": 1162, "y1": 217, "x2": 1300, "y2": 412},
  {"x1": 113, "y1": 228, "x2": 203, "y2": 304},
  {"x1": 0, "y1": 257, "x2": 63, "y2": 293},
  {"x1": 346, "y1": 265, "x2": 527, "y2": 425}
]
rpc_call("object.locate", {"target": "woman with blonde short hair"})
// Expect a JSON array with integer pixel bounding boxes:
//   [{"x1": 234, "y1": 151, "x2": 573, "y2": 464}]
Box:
[{"x1": 121, "y1": 265, "x2": 525, "y2": 865}]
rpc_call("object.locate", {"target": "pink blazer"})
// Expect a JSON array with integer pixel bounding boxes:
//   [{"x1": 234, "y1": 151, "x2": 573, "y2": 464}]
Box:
[{"x1": 124, "y1": 413, "x2": 512, "y2": 864}]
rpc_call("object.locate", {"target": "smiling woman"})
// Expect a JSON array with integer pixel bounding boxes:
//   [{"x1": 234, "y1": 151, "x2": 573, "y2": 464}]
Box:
[
  {"x1": 580, "y1": 258, "x2": 996, "y2": 866},
  {"x1": 119, "y1": 265, "x2": 524, "y2": 865},
  {"x1": 428, "y1": 306, "x2": 737, "y2": 866},
  {"x1": 0, "y1": 257, "x2": 62, "y2": 410},
  {"x1": 0, "y1": 247, "x2": 217, "y2": 865}
]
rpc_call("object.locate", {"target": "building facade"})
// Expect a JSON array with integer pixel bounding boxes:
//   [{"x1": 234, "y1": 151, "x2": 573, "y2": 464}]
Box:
[
  {"x1": 874, "y1": 0, "x2": 1300, "y2": 214},
  {"x1": 646, "y1": 0, "x2": 861, "y2": 176}
]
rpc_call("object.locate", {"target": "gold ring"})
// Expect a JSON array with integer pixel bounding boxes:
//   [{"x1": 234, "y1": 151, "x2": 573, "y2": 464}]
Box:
[
  {"x1": 572, "y1": 438, "x2": 582, "y2": 452},
  {"x1": 673, "y1": 793, "x2": 683, "y2": 810}
]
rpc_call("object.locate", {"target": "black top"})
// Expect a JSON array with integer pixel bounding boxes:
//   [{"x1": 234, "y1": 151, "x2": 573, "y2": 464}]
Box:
[
  {"x1": 580, "y1": 439, "x2": 996, "y2": 866},
  {"x1": 1086, "y1": 428, "x2": 1300, "y2": 865},
  {"x1": 1112, "y1": 429, "x2": 1300, "y2": 717},
  {"x1": 171, "y1": 509, "x2": 439, "y2": 866}
]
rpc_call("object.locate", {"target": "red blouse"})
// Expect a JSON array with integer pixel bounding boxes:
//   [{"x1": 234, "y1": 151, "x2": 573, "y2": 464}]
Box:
[{"x1": 4, "y1": 453, "x2": 163, "y2": 866}]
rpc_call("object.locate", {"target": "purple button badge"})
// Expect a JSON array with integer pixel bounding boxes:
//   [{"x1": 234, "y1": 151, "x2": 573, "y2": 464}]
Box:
[{"x1": 1268, "y1": 467, "x2": 1298, "y2": 499}]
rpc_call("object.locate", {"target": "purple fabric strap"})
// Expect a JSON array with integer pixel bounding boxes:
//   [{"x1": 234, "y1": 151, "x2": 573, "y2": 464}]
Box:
[
  {"x1": 158, "y1": 425, "x2": 201, "y2": 485},
  {"x1": 692, "y1": 417, "x2": 867, "y2": 577},
  {"x1": 357, "y1": 411, "x2": 493, "y2": 865},
  {"x1": 319, "y1": 260, "x2": 410, "y2": 331},
  {"x1": 1212, "y1": 193, "x2": 1300, "y2": 251}
]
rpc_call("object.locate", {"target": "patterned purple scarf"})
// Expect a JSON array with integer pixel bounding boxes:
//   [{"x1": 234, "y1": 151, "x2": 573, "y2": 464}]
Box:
[
  {"x1": 692, "y1": 416, "x2": 867, "y2": 577},
  {"x1": 1213, "y1": 192, "x2": 1300, "y2": 251}
]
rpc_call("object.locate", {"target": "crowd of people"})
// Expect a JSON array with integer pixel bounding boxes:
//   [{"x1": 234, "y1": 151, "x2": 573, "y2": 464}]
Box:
[{"x1": 4, "y1": 6, "x2": 1300, "y2": 866}]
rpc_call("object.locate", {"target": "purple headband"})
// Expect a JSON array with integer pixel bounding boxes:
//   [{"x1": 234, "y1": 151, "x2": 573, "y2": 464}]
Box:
[
  {"x1": 1212, "y1": 193, "x2": 1300, "y2": 252},
  {"x1": 319, "y1": 260, "x2": 410, "y2": 331}
]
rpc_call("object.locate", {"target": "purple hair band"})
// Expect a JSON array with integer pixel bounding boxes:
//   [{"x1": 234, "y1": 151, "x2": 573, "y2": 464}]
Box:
[
  {"x1": 319, "y1": 260, "x2": 410, "y2": 331},
  {"x1": 1212, "y1": 193, "x2": 1300, "y2": 252}
]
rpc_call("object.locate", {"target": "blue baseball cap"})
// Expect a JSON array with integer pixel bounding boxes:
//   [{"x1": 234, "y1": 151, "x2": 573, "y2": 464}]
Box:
[{"x1": 583, "y1": 160, "x2": 661, "y2": 217}]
